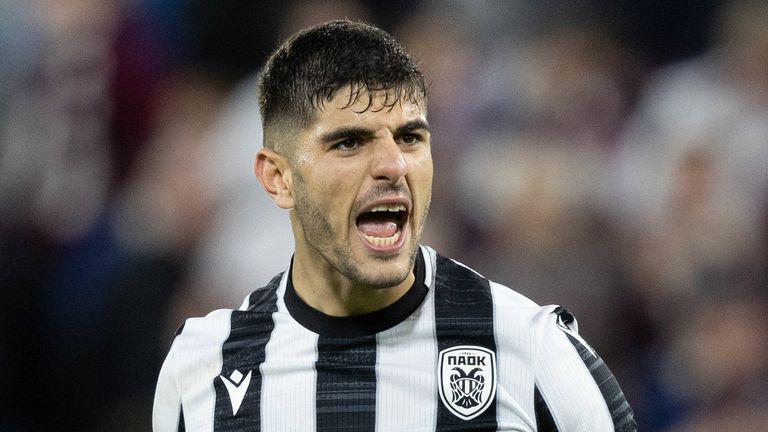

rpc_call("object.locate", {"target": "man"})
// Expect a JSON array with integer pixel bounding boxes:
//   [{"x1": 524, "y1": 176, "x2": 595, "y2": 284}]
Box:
[{"x1": 153, "y1": 20, "x2": 637, "y2": 431}]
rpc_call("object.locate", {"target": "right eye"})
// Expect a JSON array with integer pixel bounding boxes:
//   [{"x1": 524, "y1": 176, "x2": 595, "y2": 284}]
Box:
[{"x1": 333, "y1": 138, "x2": 361, "y2": 152}]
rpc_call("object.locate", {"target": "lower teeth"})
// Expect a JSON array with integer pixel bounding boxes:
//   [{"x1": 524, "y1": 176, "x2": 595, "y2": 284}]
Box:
[{"x1": 364, "y1": 230, "x2": 400, "y2": 247}]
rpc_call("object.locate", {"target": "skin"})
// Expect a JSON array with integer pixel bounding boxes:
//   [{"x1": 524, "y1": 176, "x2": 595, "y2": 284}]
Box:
[{"x1": 255, "y1": 88, "x2": 433, "y2": 316}]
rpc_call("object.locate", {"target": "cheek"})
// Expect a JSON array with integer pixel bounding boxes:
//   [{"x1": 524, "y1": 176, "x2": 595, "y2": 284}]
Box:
[
  {"x1": 293, "y1": 148, "x2": 316, "y2": 168},
  {"x1": 409, "y1": 152, "x2": 434, "y2": 188},
  {"x1": 298, "y1": 165, "x2": 358, "y2": 219}
]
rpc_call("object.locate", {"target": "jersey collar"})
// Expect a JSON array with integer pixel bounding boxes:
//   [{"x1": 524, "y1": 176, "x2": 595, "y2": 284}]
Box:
[{"x1": 284, "y1": 248, "x2": 428, "y2": 337}]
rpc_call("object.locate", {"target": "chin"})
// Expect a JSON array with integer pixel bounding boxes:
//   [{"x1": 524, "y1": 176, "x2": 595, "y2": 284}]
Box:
[{"x1": 355, "y1": 251, "x2": 416, "y2": 289}]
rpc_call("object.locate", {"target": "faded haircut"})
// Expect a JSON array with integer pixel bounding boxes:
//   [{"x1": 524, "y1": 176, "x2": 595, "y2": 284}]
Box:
[{"x1": 257, "y1": 20, "x2": 427, "y2": 155}]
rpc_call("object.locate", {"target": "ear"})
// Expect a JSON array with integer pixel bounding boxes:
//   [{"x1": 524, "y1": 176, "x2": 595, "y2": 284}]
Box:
[{"x1": 254, "y1": 148, "x2": 294, "y2": 209}]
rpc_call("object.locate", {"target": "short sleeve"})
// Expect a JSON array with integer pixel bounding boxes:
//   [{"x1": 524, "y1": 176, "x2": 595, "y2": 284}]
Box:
[{"x1": 533, "y1": 307, "x2": 637, "y2": 432}]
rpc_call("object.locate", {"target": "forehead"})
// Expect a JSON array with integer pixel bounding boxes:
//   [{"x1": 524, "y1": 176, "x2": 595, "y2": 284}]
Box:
[{"x1": 309, "y1": 88, "x2": 427, "y2": 129}]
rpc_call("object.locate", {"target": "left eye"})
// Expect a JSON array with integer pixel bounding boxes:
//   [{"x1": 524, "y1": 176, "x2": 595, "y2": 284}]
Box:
[{"x1": 399, "y1": 133, "x2": 421, "y2": 145}]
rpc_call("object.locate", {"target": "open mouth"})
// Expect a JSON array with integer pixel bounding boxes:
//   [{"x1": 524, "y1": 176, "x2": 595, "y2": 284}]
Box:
[{"x1": 355, "y1": 203, "x2": 409, "y2": 250}]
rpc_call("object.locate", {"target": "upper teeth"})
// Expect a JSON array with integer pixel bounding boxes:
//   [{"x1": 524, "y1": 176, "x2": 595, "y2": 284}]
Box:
[{"x1": 369, "y1": 204, "x2": 406, "y2": 213}]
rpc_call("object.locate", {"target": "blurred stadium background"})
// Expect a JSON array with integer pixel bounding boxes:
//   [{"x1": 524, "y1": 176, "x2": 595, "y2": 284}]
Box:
[{"x1": 1, "y1": 0, "x2": 766, "y2": 430}]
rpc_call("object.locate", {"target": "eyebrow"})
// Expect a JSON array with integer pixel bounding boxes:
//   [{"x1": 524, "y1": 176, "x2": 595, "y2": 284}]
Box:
[
  {"x1": 319, "y1": 119, "x2": 431, "y2": 144},
  {"x1": 319, "y1": 126, "x2": 375, "y2": 144},
  {"x1": 395, "y1": 119, "x2": 431, "y2": 136}
]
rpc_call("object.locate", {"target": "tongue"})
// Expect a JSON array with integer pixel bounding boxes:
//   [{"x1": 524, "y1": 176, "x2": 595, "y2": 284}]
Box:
[{"x1": 358, "y1": 221, "x2": 398, "y2": 238}]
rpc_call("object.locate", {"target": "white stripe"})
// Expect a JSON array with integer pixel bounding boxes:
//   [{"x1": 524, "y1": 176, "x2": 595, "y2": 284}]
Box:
[
  {"x1": 420, "y1": 245, "x2": 437, "y2": 287},
  {"x1": 375, "y1": 263, "x2": 438, "y2": 431},
  {"x1": 174, "y1": 309, "x2": 233, "y2": 432},
  {"x1": 488, "y1": 281, "x2": 540, "y2": 431},
  {"x1": 261, "y1": 273, "x2": 319, "y2": 431}
]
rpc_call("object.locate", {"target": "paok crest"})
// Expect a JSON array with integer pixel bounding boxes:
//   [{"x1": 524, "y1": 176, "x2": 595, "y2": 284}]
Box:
[{"x1": 438, "y1": 345, "x2": 497, "y2": 420}]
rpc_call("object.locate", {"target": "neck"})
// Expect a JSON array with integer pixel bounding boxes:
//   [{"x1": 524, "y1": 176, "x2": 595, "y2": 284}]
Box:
[{"x1": 290, "y1": 249, "x2": 415, "y2": 316}]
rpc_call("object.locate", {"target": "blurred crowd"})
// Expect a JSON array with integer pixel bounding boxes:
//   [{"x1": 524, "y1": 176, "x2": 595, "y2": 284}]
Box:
[{"x1": 1, "y1": 0, "x2": 766, "y2": 430}]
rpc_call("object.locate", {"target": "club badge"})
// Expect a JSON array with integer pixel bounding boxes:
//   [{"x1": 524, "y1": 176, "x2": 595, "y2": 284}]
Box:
[{"x1": 438, "y1": 345, "x2": 497, "y2": 420}]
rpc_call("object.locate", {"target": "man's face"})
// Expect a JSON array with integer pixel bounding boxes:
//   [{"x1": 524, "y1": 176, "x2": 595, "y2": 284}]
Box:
[{"x1": 288, "y1": 89, "x2": 433, "y2": 289}]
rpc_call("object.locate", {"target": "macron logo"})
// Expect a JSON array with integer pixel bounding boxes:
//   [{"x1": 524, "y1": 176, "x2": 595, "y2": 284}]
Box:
[{"x1": 220, "y1": 369, "x2": 252, "y2": 416}]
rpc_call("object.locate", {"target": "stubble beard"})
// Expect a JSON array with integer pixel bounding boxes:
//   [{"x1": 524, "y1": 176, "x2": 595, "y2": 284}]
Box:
[{"x1": 291, "y1": 171, "x2": 430, "y2": 289}]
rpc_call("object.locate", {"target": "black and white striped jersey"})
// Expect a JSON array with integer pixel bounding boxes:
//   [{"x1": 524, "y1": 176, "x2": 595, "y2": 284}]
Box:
[{"x1": 153, "y1": 245, "x2": 636, "y2": 431}]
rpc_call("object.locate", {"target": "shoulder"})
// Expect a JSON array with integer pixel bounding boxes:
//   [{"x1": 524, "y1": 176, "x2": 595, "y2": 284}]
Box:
[
  {"x1": 424, "y1": 247, "x2": 597, "y2": 356},
  {"x1": 165, "y1": 308, "x2": 234, "y2": 376},
  {"x1": 161, "y1": 272, "x2": 285, "y2": 388},
  {"x1": 422, "y1": 247, "x2": 637, "y2": 429},
  {"x1": 424, "y1": 246, "x2": 561, "y2": 340},
  {"x1": 170, "y1": 271, "x2": 285, "y2": 355},
  {"x1": 424, "y1": 245, "x2": 552, "y2": 315}
]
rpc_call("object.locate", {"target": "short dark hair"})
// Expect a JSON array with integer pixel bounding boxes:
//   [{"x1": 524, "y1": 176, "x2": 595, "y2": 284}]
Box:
[{"x1": 258, "y1": 20, "x2": 427, "y2": 153}]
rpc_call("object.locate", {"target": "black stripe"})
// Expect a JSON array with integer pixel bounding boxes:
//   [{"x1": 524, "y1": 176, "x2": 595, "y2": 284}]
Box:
[
  {"x1": 213, "y1": 274, "x2": 282, "y2": 430},
  {"x1": 561, "y1": 329, "x2": 637, "y2": 431},
  {"x1": 534, "y1": 385, "x2": 558, "y2": 432},
  {"x1": 177, "y1": 403, "x2": 185, "y2": 432},
  {"x1": 315, "y1": 335, "x2": 377, "y2": 431},
  {"x1": 434, "y1": 254, "x2": 498, "y2": 431}
]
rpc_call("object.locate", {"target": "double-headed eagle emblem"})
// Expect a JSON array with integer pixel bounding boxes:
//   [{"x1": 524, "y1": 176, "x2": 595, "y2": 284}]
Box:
[
  {"x1": 449, "y1": 367, "x2": 485, "y2": 408},
  {"x1": 438, "y1": 346, "x2": 497, "y2": 420}
]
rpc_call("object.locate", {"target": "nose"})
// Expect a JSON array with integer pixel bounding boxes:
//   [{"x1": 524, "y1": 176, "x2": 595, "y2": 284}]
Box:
[{"x1": 370, "y1": 137, "x2": 407, "y2": 184}]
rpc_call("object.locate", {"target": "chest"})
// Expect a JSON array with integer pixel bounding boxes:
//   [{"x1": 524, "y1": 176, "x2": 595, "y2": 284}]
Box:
[{"x1": 180, "y1": 312, "x2": 537, "y2": 431}]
